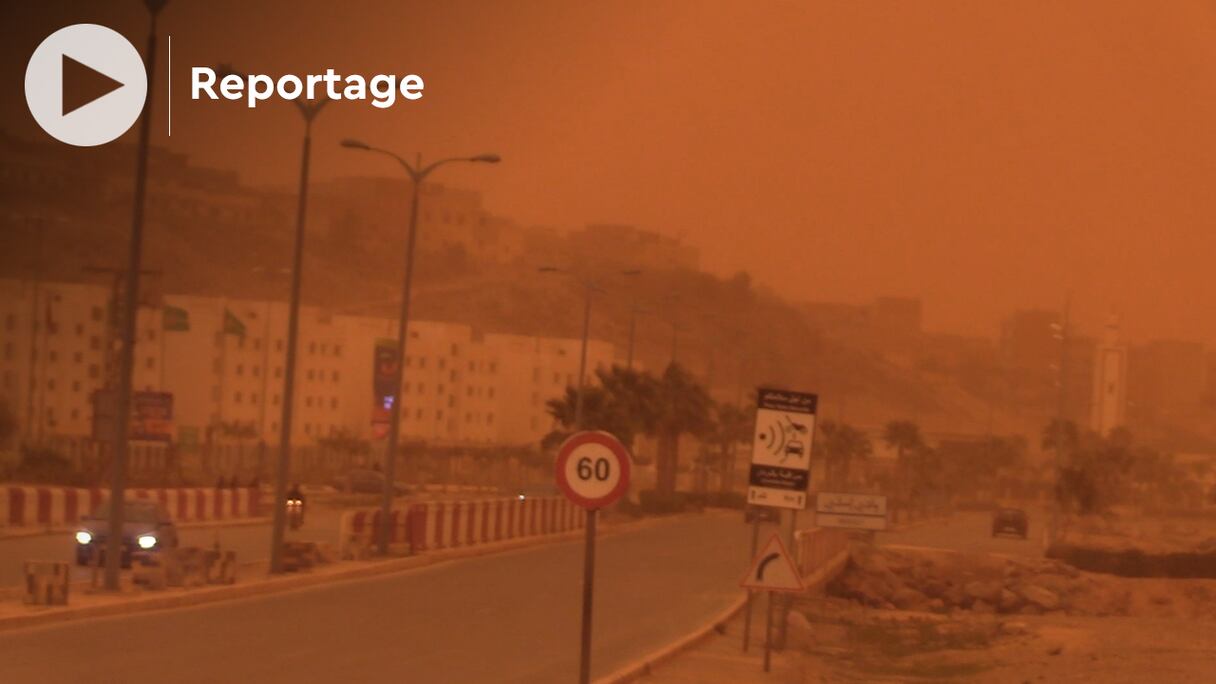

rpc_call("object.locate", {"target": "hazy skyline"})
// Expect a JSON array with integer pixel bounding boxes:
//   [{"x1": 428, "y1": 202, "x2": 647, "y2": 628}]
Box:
[{"x1": 5, "y1": 1, "x2": 1216, "y2": 344}]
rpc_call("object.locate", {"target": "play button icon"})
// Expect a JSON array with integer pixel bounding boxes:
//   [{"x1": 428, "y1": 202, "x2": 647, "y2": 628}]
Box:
[{"x1": 25, "y1": 24, "x2": 147, "y2": 147}]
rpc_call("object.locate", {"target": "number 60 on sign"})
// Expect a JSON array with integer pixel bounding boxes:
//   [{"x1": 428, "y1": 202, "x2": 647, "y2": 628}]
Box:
[{"x1": 555, "y1": 431, "x2": 632, "y2": 510}]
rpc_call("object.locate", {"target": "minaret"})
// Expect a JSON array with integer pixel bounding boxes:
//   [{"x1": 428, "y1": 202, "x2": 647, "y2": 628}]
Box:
[{"x1": 1090, "y1": 314, "x2": 1127, "y2": 435}]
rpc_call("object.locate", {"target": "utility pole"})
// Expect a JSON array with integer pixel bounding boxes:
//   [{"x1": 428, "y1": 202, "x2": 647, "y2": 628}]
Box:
[{"x1": 105, "y1": 0, "x2": 167, "y2": 592}]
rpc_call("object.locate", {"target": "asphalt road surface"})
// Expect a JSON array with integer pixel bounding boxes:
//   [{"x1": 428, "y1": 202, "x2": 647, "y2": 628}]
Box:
[
  {"x1": 0, "y1": 509, "x2": 344, "y2": 588},
  {"x1": 877, "y1": 508, "x2": 1048, "y2": 558},
  {"x1": 0, "y1": 512, "x2": 757, "y2": 684}
]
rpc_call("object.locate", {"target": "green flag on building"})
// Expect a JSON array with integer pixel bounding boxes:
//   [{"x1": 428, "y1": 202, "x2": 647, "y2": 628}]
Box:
[
  {"x1": 162, "y1": 305, "x2": 190, "y2": 332},
  {"x1": 223, "y1": 309, "x2": 246, "y2": 337}
]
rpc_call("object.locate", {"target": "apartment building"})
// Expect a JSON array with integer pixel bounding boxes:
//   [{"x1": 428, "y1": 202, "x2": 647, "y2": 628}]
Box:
[{"x1": 2, "y1": 279, "x2": 617, "y2": 449}]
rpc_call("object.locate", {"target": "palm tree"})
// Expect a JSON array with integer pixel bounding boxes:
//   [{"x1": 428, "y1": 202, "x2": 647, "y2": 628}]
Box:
[
  {"x1": 542, "y1": 366, "x2": 658, "y2": 451},
  {"x1": 650, "y1": 363, "x2": 713, "y2": 495},
  {"x1": 705, "y1": 402, "x2": 753, "y2": 495},
  {"x1": 817, "y1": 420, "x2": 872, "y2": 489},
  {"x1": 883, "y1": 420, "x2": 922, "y2": 491}
]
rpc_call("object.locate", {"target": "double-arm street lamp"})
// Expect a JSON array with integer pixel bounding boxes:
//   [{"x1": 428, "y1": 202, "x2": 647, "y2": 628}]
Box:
[
  {"x1": 341, "y1": 140, "x2": 499, "y2": 555},
  {"x1": 537, "y1": 268, "x2": 641, "y2": 429}
]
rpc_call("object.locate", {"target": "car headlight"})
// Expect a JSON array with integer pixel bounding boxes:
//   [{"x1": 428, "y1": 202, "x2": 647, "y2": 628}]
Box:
[
  {"x1": 75, "y1": 531, "x2": 92, "y2": 545},
  {"x1": 287, "y1": 499, "x2": 302, "y2": 507},
  {"x1": 137, "y1": 534, "x2": 157, "y2": 549},
  {"x1": 517, "y1": 494, "x2": 526, "y2": 502}
]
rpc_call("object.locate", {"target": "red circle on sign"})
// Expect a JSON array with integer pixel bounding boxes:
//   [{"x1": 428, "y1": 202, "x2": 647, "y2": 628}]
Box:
[{"x1": 555, "y1": 431, "x2": 632, "y2": 510}]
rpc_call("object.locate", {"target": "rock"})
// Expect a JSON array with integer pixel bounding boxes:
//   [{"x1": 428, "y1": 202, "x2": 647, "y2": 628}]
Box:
[
  {"x1": 891, "y1": 586, "x2": 928, "y2": 611},
  {"x1": 972, "y1": 600, "x2": 996, "y2": 614},
  {"x1": 964, "y1": 580, "x2": 1004, "y2": 604},
  {"x1": 927, "y1": 598, "x2": 947, "y2": 613},
  {"x1": 920, "y1": 578, "x2": 948, "y2": 599},
  {"x1": 1017, "y1": 584, "x2": 1061, "y2": 611},
  {"x1": 998, "y1": 589, "x2": 1022, "y2": 613},
  {"x1": 999, "y1": 620, "x2": 1030, "y2": 636},
  {"x1": 1032, "y1": 573, "x2": 1073, "y2": 595},
  {"x1": 1047, "y1": 644, "x2": 1064, "y2": 656},
  {"x1": 943, "y1": 585, "x2": 967, "y2": 608}
]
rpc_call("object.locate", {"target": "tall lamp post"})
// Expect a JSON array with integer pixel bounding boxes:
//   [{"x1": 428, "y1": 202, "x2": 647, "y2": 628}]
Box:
[
  {"x1": 538, "y1": 268, "x2": 640, "y2": 428},
  {"x1": 105, "y1": 0, "x2": 168, "y2": 592},
  {"x1": 341, "y1": 139, "x2": 500, "y2": 556},
  {"x1": 265, "y1": 87, "x2": 330, "y2": 574}
]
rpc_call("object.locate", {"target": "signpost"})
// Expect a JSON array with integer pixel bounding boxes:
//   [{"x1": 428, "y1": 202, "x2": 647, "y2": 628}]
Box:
[
  {"x1": 92, "y1": 389, "x2": 173, "y2": 443},
  {"x1": 555, "y1": 431, "x2": 632, "y2": 684},
  {"x1": 740, "y1": 532, "x2": 804, "y2": 672},
  {"x1": 744, "y1": 387, "x2": 817, "y2": 655},
  {"x1": 815, "y1": 492, "x2": 888, "y2": 531},
  {"x1": 747, "y1": 388, "x2": 817, "y2": 509}
]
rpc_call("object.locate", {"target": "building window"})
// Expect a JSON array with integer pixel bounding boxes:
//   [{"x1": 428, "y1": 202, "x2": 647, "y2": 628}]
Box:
[
  {"x1": 212, "y1": 386, "x2": 221, "y2": 400},
  {"x1": 488, "y1": 388, "x2": 495, "y2": 399},
  {"x1": 74, "y1": 351, "x2": 82, "y2": 363},
  {"x1": 276, "y1": 340, "x2": 284, "y2": 352},
  {"x1": 533, "y1": 368, "x2": 541, "y2": 382},
  {"x1": 2, "y1": 343, "x2": 11, "y2": 360},
  {"x1": 308, "y1": 342, "x2": 316, "y2": 354},
  {"x1": 468, "y1": 361, "x2": 475, "y2": 371},
  {"x1": 273, "y1": 395, "x2": 280, "y2": 406},
  {"x1": 333, "y1": 345, "x2": 342, "y2": 358},
  {"x1": 90, "y1": 336, "x2": 100, "y2": 350},
  {"x1": 449, "y1": 370, "x2": 458, "y2": 382},
  {"x1": 73, "y1": 380, "x2": 81, "y2": 392},
  {"x1": 305, "y1": 397, "x2": 312, "y2": 407},
  {"x1": 147, "y1": 329, "x2": 157, "y2": 341},
  {"x1": 436, "y1": 410, "x2": 444, "y2": 420},
  {"x1": 251, "y1": 393, "x2": 259, "y2": 405},
  {"x1": 235, "y1": 363, "x2": 244, "y2": 376},
  {"x1": 234, "y1": 392, "x2": 243, "y2": 404},
  {"x1": 330, "y1": 398, "x2": 338, "y2": 409},
  {"x1": 437, "y1": 384, "x2": 445, "y2": 395},
  {"x1": 489, "y1": 362, "x2": 498, "y2": 373},
  {"x1": 252, "y1": 366, "x2": 260, "y2": 378},
  {"x1": 88, "y1": 365, "x2": 99, "y2": 379},
  {"x1": 49, "y1": 350, "x2": 58, "y2": 363},
  {"x1": 487, "y1": 413, "x2": 494, "y2": 425},
  {"x1": 274, "y1": 367, "x2": 282, "y2": 379},
  {"x1": 91, "y1": 306, "x2": 103, "y2": 322},
  {"x1": 75, "y1": 323, "x2": 84, "y2": 336},
  {"x1": 306, "y1": 369, "x2": 314, "y2": 381},
  {"x1": 438, "y1": 358, "x2": 446, "y2": 370},
  {"x1": 419, "y1": 358, "x2": 427, "y2": 369},
  {"x1": 415, "y1": 408, "x2": 423, "y2": 419},
  {"x1": 146, "y1": 357, "x2": 155, "y2": 370},
  {"x1": 448, "y1": 395, "x2": 455, "y2": 408},
  {"x1": 332, "y1": 370, "x2": 339, "y2": 382}
]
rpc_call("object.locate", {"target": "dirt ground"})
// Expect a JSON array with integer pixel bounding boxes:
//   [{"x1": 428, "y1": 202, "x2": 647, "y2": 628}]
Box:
[{"x1": 788, "y1": 545, "x2": 1216, "y2": 682}]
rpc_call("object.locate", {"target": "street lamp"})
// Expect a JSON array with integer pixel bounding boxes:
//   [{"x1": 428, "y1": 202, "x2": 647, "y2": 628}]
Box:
[
  {"x1": 538, "y1": 268, "x2": 640, "y2": 429},
  {"x1": 104, "y1": 0, "x2": 168, "y2": 592},
  {"x1": 341, "y1": 139, "x2": 500, "y2": 556},
  {"x1": 216, "y1": 65, "x2": 331, "y2": 574}
]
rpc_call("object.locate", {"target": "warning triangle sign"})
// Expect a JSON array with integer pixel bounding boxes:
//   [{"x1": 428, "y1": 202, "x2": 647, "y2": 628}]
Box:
[{"x1": 740, "y1": 532, "x2": 804, "y2": 593}]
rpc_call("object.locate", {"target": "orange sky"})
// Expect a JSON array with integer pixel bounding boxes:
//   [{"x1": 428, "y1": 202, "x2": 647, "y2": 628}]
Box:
[{"x1": 5, "y1": 1, "x2": 1216, "y2": 344}]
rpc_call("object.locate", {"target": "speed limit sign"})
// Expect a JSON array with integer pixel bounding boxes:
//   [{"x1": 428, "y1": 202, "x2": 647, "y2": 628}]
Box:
[{"x1": 555, "y1": 431, "x2": 632, "y2": 510}]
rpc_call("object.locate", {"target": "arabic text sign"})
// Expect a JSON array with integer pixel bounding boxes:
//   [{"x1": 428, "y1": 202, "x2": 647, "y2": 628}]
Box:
[
  {"x1": 748, "y1": 387, "x2": 817, "y2": 510},
  {"x1": 815, "y1": 492, "x2": 888, "y2": 531}
]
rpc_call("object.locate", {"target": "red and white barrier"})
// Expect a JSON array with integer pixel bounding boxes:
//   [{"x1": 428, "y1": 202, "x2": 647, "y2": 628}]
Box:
[
  {"x1": 0, "y1": 486, "x2": 263, "y2": 532},
  {"x1": 338, "y1": 497, "x2": 585, "y2": 559}
]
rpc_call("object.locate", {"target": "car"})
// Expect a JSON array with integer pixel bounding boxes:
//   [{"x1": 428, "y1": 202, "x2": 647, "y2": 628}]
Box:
[
  {"x1": 334, "y1": 468, "x2": 409, "y2": 495},
  {"x1": 75, "y1": 500, "x2": 180, "y2": 567},
  {"x1": 991, "y1": 507, "x2": 1028, "y2": 538}
]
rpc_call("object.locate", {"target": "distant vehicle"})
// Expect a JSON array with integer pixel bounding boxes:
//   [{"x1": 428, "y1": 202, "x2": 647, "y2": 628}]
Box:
[
  {"x1": 744, "y1": 505, "x2": 781, "y2": 524},
  {"x1": 991, "y1": 507, "x2": 1028, "y2": 538},
  {"x1": 334, "y1": 469, "x2": 408, "y2": 496},
  {"x1": 75, "y1": 500, "x2": 179, "y2": 567}
]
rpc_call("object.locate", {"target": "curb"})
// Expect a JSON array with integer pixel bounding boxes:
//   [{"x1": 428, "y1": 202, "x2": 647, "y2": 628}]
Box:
[
  {"x1": 593, "y1": 594, "x2": 748, "y2": 684},
  {"x1": 0, "y1": 511, "x2": 700, "y2": 634}
]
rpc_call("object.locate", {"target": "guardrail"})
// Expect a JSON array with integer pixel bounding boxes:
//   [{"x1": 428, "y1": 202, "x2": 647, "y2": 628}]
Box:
[
  {"x1": 338, "y1": 497, "x2": 583, "y2": 559},
  {"x1": 0, "y1": 486, "x2": 262, "y2": 532},
  {"x1": 791, "y1": 526, "x2": 850, "y2": 585}
]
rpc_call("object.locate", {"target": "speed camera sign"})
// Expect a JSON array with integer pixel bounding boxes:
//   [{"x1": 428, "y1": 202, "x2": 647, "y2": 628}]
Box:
[{"x1": 555, "y1": 431, "x2": 632, "y2": 510}]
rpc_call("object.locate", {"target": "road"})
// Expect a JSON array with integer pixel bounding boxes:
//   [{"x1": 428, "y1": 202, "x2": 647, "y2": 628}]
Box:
[
  {"x1": 0, "y1": 510, "x2": 344, "y2": 588},
  {"x1": 877, "y1": 508, "x2": 1048, "y2": 558},
  {"x1": 0, "y1": 512, "x2": 758, "y2": 684}
]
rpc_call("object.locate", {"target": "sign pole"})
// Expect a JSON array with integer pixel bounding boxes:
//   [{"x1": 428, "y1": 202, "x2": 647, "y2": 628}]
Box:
[
  {"x1": 763, "y1": 590, "x2": 774, "y2": 672},
  {"x1": 741, "y1": 518, "x2": 760, "y2": 652},
  {"x1": 778, "y1": 510, "x2": 798, "y2": 649},
  {"x1": 578, "y1": 507, "x2": 597, "y2": 684}
]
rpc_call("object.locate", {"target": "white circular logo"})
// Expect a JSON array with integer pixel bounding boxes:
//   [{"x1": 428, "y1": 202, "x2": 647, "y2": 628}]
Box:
[{"x1": 25, "y1": 24, "x2": 148, "y2": 147}]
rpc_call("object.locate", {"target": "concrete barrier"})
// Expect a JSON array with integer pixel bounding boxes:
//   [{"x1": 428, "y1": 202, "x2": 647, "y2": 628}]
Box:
[
  {"x1": 338, "y1": 497, "x2": 584, "y2": 561},
  {"x1": 0, "y1": 486, "x2": 262, "y2": 533}
]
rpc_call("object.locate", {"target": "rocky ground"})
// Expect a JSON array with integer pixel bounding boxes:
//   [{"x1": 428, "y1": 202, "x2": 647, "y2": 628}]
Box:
[
  {"x1": 826, "y1": 544, "x2": 1216, "y2": 618},
  {"x1": 787, "y1": 544, "x2": 1216, "y2": 681}
]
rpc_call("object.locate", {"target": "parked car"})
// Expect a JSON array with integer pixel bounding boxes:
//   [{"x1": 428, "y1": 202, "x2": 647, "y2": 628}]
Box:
[
  {"x1": 991, "y1": 507, "x2": 1029, "y2": 538},
  {"x1": 334, "y1": 468, "x2": 409, "y2": 495},
  {"x1": 75, "y1": 500, "x2": 180, "y2": 567}
]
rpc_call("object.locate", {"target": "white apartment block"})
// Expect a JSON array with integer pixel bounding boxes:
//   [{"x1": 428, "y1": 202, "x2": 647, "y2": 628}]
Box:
[{"x1": 0, "y1": 279, "x2": 617, "y2": 449}]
